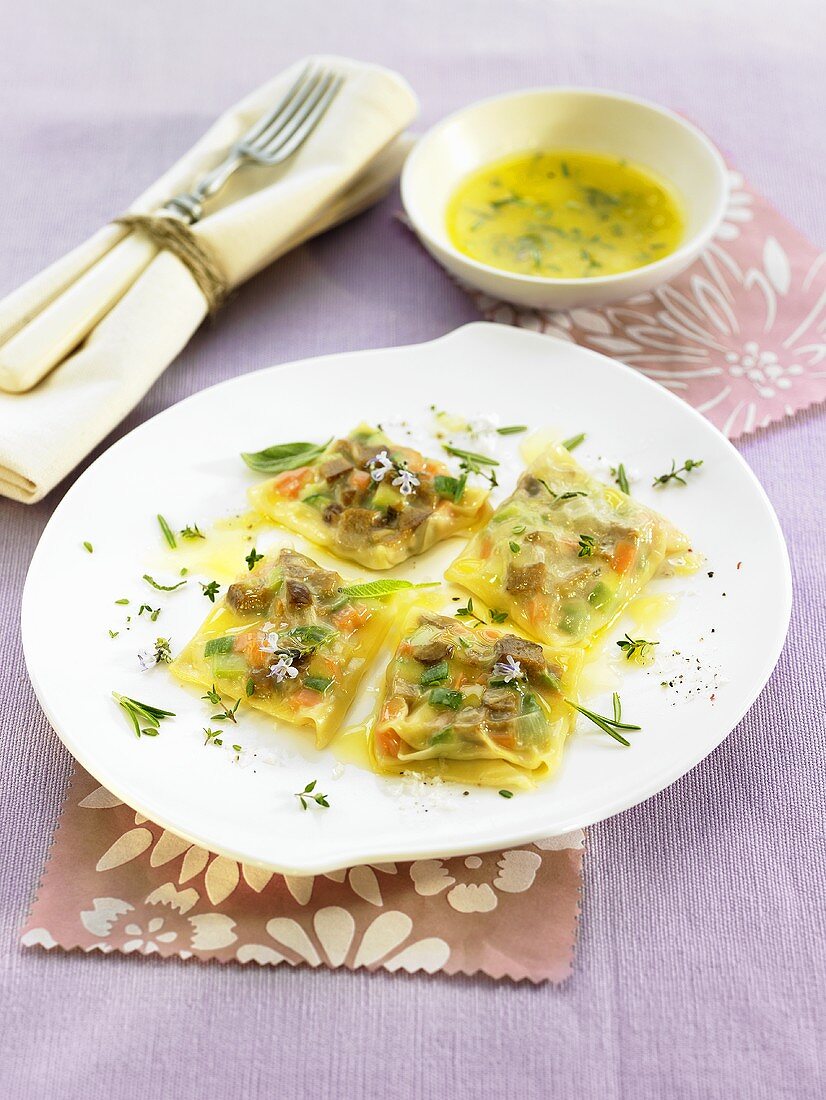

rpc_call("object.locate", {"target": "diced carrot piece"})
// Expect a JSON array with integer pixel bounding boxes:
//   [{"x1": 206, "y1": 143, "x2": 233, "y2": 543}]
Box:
[
  {"x1": 422, "y1": 458, "x2": 445, "y2": 477},
  {"x1": 235, "y1": 630, "x2": 269, "y2": 669},
  {"x1": 383, "y1": 696, "x2": 407, "y2": 722},
  {"x1": 480, "y1": 535, "x2": 493, "y2": 558},
  {"x1": 612, "y1": 539, "x2": 637, "y2": 575},
  {"x1": 333, "y1": 604, "x2": 370, "y2": 632},
  {"x1": 377, "y1": 727, "x2": 401, "y2": 758},
  {"x1": 349, "y1": 469, "x2": 371, "y2": 493},
  {"x1": 273, "y1": 466, "x2": 312, "y2": 500},
  {"x1": 527, "y1": 595, "x2": 547, "y2": 624},
  {"x1": 289, "y1": 687, "x2": 323, "y2": 711}
]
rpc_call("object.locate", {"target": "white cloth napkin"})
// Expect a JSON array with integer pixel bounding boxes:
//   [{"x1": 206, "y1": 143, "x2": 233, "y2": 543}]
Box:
[{"x1": 0, "y1": 57, "x2": 417, "y2": 503}]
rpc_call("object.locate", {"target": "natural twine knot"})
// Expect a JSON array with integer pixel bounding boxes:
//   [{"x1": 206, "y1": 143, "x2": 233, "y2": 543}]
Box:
[{"x1": 114, "y1": 214, "x2": 229, "y2": 313}]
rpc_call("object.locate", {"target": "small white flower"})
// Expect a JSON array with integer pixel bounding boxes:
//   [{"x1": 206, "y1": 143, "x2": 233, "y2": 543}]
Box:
[
  {"x1": 269, "y1": 654, "x2": 298, "y2": 683},
  {"x1": 259, "y1": 631, "x2": 280, "y2": 655},
  {"x1": 368, "y1": 450, "x2": 395, "y2": 482},
  {"x1": 492, "y1": 655, "x2": 522, "y2": 682},
  {"x1": 137, "y1": 650, "x2": 155, "y2": 671},
  {"x1": 392, "y1": 468, "x2": 420, "y2": 496}
]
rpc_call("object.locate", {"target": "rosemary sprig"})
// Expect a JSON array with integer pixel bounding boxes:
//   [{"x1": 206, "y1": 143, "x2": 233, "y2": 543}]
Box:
[
  {"x1": 201, "y1": 685, "x2": 240, "y2": 724},
  {"x1": 616, "y1": 633, "x2": 658, "y2": 662},
  {"x1": 443, "y1": 444, "x2": 499, "y2": 467},
  {"x1": 245, "y1": 548, "x2": 264, "y2": 571},
  {"x1": 537, "y1": 479, "x2": 587, "y2": 504},
  {"x1": 566, "y1": 695, "x2": 640, "y2": 747},
  {"x1": 157, "y1": 514, "x2": 177, "y2": 549},
  {"x1": 652, "y1": 458, "x2": 703, "y2": 487},
  {"x1": 562, "y1": 432, "x2": 585, "y2": 451},
  {"x1": 496, "y1": 425, "x2": 527, "y2": 436},
  {"x1": 143, "y1": 574, "x2": 186, "y2": 592},
  {"x1": 200, "y1": 580, "x2": 220, "y2": 603},
  {"x1": 295, "y1": 779, "x2": 330, "y2": 811},
  {"x1": 612, "y1": 463, "x2": 630, "y2": 495},
  {"x1": 112, "y1": 692, "x2": 175, "y2": 738}
]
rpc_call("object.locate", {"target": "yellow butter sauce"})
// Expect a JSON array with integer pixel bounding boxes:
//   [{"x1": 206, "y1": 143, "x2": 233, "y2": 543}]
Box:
[{"x1": 447, "y1": 149, "x2": 684, "y2": 278}]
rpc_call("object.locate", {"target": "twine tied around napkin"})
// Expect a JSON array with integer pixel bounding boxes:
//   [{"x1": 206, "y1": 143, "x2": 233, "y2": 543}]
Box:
[
  {"x1": 113, "y1": 215, "x2": 229, "y2": 314},
  {"x1": 0, "y1": 56, "x2": 417, "y2": 504}
]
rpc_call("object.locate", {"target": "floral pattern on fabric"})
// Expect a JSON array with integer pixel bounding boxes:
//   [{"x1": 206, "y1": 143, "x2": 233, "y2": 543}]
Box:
[{"x1": 21, "y1": 767, "x2": 584, "y2": 983}]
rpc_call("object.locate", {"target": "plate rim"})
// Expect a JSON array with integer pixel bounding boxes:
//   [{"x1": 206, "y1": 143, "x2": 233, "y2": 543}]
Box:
[{"x1": 22, "y1": 322, "x2": 793, "y2": 873}]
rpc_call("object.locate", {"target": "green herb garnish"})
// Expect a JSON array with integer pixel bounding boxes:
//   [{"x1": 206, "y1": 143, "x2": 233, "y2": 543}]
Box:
[
  {"x1": 115, "y1": 598, "x2": 129, "y2": 605},
  {"x1": 138, "y1": 604, "x2": 161, "y2": 622},
  {"x1": 200, "y1": 580, "x2": 220, "y2": 603},
  {"x1": 112, "y1": 692, "x2": 175, "y2": 738},
  {"x1": 566, "y1": 695, "x2": 640, "y2": 747},
  {"x1": 83, "y1": 541, "x2": 93, "y2": 554},
  {"x1": 245, "y1": 548, "x2": 264, "y2": 571},
  {"x1": 180, "y1": 523, "x2": 205, "y2": 540},
  {"x1": 443, "y1": 444, "x2": 499, "y2": 467},
  {"x1": 652, "y1": 458, "x2": 704, "y2": 487},
  {"x1": 201, "y1": 684, "x2": 240, "y2": 724},
  {"x1": 337, "y1": 579, "x2": 438, "y2": 599},
  {"x1": 108, "y1": 630, "x2": 119, "y2": 639},
  {"x1": 455, "y1": 597, "x2": 485, "y2": 627},
  {"x1": 157, "y1": 514, "x2": 177, "y2": 549},
  {"x1": 496, "y1": 425, "x2": 527, "y2": 436},
  {"x1": 143, "y1": 574, "x2": 186, "y2": 592},
  {"x1": 499, "y1": 789, "x2": 514, "y2": 799},
  {"x1": 152, "y1": 637, "x2": 172, "y2": 665},
  {"x1": 241, "y1": 438, "x2": 332, "y2": 475},
  {"x1": 562, "y1": 433, "x2": 585, "y2": 451},
  {"x1": 489, "y1": 608, "x2": 509, "y2": 624},
  {"x1": 204, "y1": 636, "x2": 235, "y2": 657},
  {"x1": 434, "y1": 473, "x2": 467, "y2": 502},
  {"x1": 295, "y1": 779, "x2": 330, "y2": 811},
  {"x1": 612, "y1": 463, "x2": 630, "y2": 495},
  {"x1": 577, "y1": 534, "x2": 597, "y2": 557},
  {"x1": 203, "y1": 727, "x2": 223, "y2": 747},
  {"x1": 304, "y1": 675, "x2": 334, "y2": 694},
  {"x1": 616, "y1": 634, "x2": 658, "y2": 662}
]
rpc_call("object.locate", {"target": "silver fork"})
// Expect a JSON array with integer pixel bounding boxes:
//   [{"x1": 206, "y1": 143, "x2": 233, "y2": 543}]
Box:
[
  {"x1": 165, "y1": 64, "x2": 344, "y2": 223},
  {"x1": 0, "y1": 65, "x2": 344, "y2": 391}
]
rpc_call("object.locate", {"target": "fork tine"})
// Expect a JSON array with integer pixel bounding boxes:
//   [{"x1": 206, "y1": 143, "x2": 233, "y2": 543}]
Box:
[
  {"x1": 239, "y1": 62, "x2": 315, "y2": 148},
  {"x1": 261, "y1": 73, "x2": 343, "y2": 162},
  {"x1": 245, "y1": 68, "x2": 326, "y2": 154}
]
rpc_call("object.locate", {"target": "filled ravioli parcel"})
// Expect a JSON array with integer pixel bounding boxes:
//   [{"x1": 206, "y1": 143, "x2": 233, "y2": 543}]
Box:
[
  {"x1": 172, "y1": 549, "x2": 396, "y2": 747},
  {"x1": 370, "y1": 609, "x2": 582, "y2": 788},
  {"x1": 248, "y1": 425, "x2": 490, "y2": 570},
  {"x1": 446, "y1": 442, "x2": 698, "y2": 648}
]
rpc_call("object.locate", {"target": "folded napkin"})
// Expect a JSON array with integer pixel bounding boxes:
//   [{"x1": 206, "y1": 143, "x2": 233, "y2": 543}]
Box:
[{"x1": 0, "y1": 57, "x2": 417, "y2": 503}]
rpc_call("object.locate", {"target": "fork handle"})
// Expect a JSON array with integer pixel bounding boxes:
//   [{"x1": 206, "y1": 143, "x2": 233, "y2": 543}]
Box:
[{"x1": 0, "y1": 233, "x2": 157, "y2": 393}]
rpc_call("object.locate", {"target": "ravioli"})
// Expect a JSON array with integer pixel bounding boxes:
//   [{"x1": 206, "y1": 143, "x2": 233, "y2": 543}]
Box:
[
  {"x1": 249, "y1": 425, "x2": 490, "y2": 570},
  {"x1": 445, "y1": 442, "x2": 699, "y2": 648},
  {"x1": 370, "y1": 608, "x2": 582, "y2": 788},
  {"x1": 172, "y1": 548, "x2": 396, "y2": 747}
]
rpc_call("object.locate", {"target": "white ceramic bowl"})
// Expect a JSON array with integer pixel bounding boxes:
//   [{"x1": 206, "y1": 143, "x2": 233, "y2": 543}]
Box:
[{"x1": 401, "y1": 87, "x2": 729, "y2": 310}]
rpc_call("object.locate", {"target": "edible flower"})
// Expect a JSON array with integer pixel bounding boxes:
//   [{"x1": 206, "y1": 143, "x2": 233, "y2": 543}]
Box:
[
  {"x1": 393, "y1": 467, "x2": 420, "y2": 496},
  {"x1": 492, "y1": 655, "x2": 523, "y2": 683},
  {"x1": 269, "y1": 654, "x2": 298, "y2": 683},
  {"x1": 259, "y1": 630, "x2": 281, "y2": 655},
  {"x1": 368, "y1": 450, "x2": 395, "y2": 482}
]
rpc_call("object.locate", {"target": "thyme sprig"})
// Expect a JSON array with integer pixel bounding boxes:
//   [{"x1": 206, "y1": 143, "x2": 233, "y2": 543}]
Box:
[
  {"x1": 200, "y1": 580, "x2": 220, "y2": 602},
  {"x1": 443, "y1": 444, "x2": 499, "y2": 488},
  {"x1": 566, "y1": 693, "x2": 640, "y2": 747},
  {"x1": 138, "y1": 604, "x2": 161, "y2": 622},
  {"x1": 455, "y1": 597, "x2": 485, "y2": 627},
  {"x1": 652, "y1": 458, "x2": 703, "y2": 487},
  {"x1": 112, "y1": 692, "x2": 175, "y2": 738},
  {"x1": 180, "y1": 523, "x2": 206, "y2": 540},
  {"x1": 201, "y1": 685, "x2": 240, "y2": 724},
  {"x1": 562, "y1": 433, "x2": 586, "y2": 451},
  {"x1": 295, "y1": 779, "x2": 330, "y2": 811},
  {"x1": 616, "y1": 633, "x2": 658, "y2": 662},
  {"x1": 578, "y1": 534, "x2": 597, "y2": 557},
  {"x1": 245, "y1": 548, "x2": 264, "y2": 571}
]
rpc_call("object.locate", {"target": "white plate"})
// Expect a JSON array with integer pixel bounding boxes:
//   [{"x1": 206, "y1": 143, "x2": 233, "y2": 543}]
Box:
[{"x1": 22, "y1": 324, "x2": 791, "y2": 874}]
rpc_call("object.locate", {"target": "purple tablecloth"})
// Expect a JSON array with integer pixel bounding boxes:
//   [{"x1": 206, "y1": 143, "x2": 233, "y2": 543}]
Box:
[{"x1": 1, "y1": 2, "x2": 824, "y2": 1096}]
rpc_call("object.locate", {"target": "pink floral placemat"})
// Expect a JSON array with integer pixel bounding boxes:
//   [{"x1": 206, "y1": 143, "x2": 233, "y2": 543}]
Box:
[
  {"x1": 469, "y1": 166, "x2": 826, "y2": 439},
  {"x1": 21, "y1": 766, "x2": 584, "y2": 982}
]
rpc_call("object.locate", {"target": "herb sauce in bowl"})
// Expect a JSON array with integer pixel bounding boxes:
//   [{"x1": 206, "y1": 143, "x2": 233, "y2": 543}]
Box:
[{"x1": 446, "y1": 150, "x2": 684, "y2": 279}]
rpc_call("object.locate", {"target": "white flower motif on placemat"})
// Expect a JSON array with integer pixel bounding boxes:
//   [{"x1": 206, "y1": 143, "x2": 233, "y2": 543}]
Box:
[
  {"x1": 283, "y1": 862, "x2": 398, "y2": 909},
  {"x1": 240, "y1": 906, "x2": 448, "y2": 973},
  {"x1": 80, "y1": 883, "x2": 237, "y2": 955},
  {"x1": 716, "y1": 170, "x2": 754, "y2": 242},
  {"x1": 410, "y1": 849, "x2": 542, "y2": 913},
  {"x1": 81, "y1": 788, "x2": 273, "y2": 905}
]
